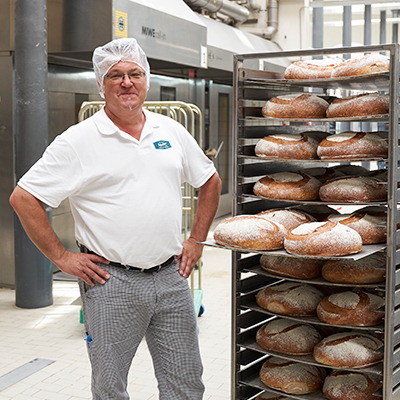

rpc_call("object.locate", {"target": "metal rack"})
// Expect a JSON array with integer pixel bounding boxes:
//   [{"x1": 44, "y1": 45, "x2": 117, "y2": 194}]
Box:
[{"x1": 230, "y1": 44, "x2": 400, "y2": 400}]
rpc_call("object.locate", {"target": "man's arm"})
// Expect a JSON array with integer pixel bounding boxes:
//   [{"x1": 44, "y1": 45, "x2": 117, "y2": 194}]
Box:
[
  {"x1": 178, "y1": 171, "x2": 222, "y2": 278},
  {"x1": 9, "y1": 186, "x2": 110, "y2": 286}
]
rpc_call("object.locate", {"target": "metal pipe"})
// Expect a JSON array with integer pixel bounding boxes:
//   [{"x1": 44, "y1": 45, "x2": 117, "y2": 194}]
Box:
[
  {"x1": 343, "y1": 5, "x2": 352, "y2": 59},
  {"x1": 364, "y1": 4, "x2": 371, "y2": 46},
  {"x1": 312, "y1": 0, "x2": 324, "y2": 57},
  {"x1": 380, "y1": 9, "x2": 387, "y2": 45},
  {"x1": 183, "y1": 0, "x2": 249, "y2": 24},
  {"x1": 392, "y1": 9, "x2": 399, "y2": 43},
  {"x1": 14, "y1": 0, "x2": 53, "y2": 308}
]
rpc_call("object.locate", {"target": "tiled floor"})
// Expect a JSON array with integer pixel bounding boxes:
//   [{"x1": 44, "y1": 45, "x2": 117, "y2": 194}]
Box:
[{"x1": 0, "y1": 222, "x2": 232, "y2": 400}]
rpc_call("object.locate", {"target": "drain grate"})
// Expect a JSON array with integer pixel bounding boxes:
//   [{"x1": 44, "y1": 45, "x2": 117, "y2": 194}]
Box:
[{"x1": 0, "y1": 358, "x2": 55, "y2": 392}]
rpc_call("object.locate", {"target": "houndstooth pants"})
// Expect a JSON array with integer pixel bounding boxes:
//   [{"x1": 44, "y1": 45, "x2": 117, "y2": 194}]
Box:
[{"x1": 78, "y1": 259, "x2": 205, "y2": 400}]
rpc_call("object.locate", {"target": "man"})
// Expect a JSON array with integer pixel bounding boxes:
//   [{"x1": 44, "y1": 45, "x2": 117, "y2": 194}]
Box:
[{"x1": 9, "y1": 38, "x2": 221, "y2": 400}]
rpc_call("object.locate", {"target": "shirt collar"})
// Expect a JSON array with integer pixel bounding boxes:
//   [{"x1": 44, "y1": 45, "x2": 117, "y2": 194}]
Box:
[{"x1": 93, "y1": 107, "x2": 160, "y2": 136}]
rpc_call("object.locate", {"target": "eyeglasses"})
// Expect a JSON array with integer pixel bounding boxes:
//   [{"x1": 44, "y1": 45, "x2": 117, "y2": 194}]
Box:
[{"x1": 105, "y1": 71, "x2": 146, "y2": 83}]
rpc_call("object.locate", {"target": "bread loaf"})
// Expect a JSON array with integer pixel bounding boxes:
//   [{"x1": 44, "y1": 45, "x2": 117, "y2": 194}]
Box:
[
  {"x1": 262, "y1": 94, "x2": 329, "y2": 119},
  {"x1": 317, "y1": 132, "x2": 388, "y2": 159},
  {"x1": 213, "y1": 215, "x2": 286, "y2": 251},
  {"x1": 331, "y1": 164, "x2": 370, "y2": 176},
  {"x1": 332, "y1": 54, "x2": 389, "y2": 77},
  {"x1": 316, "y1": 290, "x2": 385, "y2": 326},
  {"x1": 289, "y1": 204, "x2": 340, "y2": 221},
  {"x1": 260, "y1": 357, "x2": 326, "y2": 394},
  {"x1": 313, "y1": 332, "x2": 383, "y2": 368},
  {"x1": 256, "y1": 282, "x2": 325, "y2": 316},
  {"x1": 319, "y1": 176, "x2": 387, "y2": 203},
  {"x1": 257, "y1": 208, "x2": 316, "y2": 232},
  {"x1": 301, "y1": 167, "x2": 343, "y2": 183},
  {"x1": 253, "y1": 172, "x2": 322, "y2": 201},
  {"x1": 255, "y1": 392, "x2": 289, "y2": 400},
  {"x1": 321, "y1": 253, "x2": 386, "y2": 284},
  {"x1": 256, "y1": 318, "x2": 322, "y2": 355},
  {"x1": 260, "y1": 254, "x2": 323, "y2": 279},
  {"x1": 326, "y1": 93, "x2": 389, "y2": 118},
  {"x1": 323, "y1": 370, "x2": 382, "y2": 400},
  {"x1": 284, "y1": 221, "x2": 363, "y2": 257},
  {"x1": 284, "y1": 59, "x2": 340, "y2": 79},
  {"x1": 255, "y1": 133, "x2": 319, "y2": 160},
  {"x1": 325, "y1": 212, "x2": 386, "y2": 244}
]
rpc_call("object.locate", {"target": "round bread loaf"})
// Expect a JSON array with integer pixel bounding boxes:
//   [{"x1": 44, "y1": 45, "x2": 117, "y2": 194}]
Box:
[
  {"x1": 301, "y1": 167, "x2": 343, "y2": 183},
  {"x1": 323, "y1": 370, "x2": 382, "y2": 400},
  {"x1": 317, "y1": 132, "x2": 388, "y2": 159},
  {"x1": 253, "y1": 172, "x2": 322, "y2": 201},
  {"x1": 260, "y1": 357, "x2": 326, "y2": 394},
  {"x1": 256, "y1": 318, "x2": 322, "y2": 355},
  {"x1": 255, "y1": 392, "x2": 289, "y2": 400},
  {"x1": 284, "y1": 221, "x2": 363, "y2": 257},
  {"x1": 256, "y1": 282, "x2": 325, "y2": 316},
  {"x1": 331, "y1": 54, "x2": 389, "y2": 78},
  {"x1": 290, "y1": 204, "x2": 340, "y2": 221},
  {"x1": 325, "y1": 212, "x2": 386, "y2": 244},
  {"x1": 255, "y1": 134, "x2": 319, "y2": 160},
  {"x1": 316, "y1": 290, "x2": 385, "y2": 326},
  {"x1": 331, "y1": 164, "x2": 370, "y2": 176},
  {"x1": 213, "y1": 215, "x2": 286, "y2": 251},
  {"x1": 284, "y1": 60, "x2": 339, "y2": 79},
  {"x1": 313, "y1": 332, "x2": 383, "y2": 368},
  {"x1": 326, "y1": 93, "x2": 389, "y2": 118},
  {"x1": 262, "y1": 94, "x2": 329, "y2": 119},
  {"x1": 260, "y1": 254, "x2": 323, "y2": 279},
  {"x1": 257, "y1": 208, "x2": 317, "y2": 231},
  {"x1": 368, "y1": 168, "x2": 387, "y2": 182},
  {"x1": 321, "y1": 253, "x2": 386, "y2": 284},
  {"x1": 319, "y1": 176, "x2": 387, "y2": 203}
]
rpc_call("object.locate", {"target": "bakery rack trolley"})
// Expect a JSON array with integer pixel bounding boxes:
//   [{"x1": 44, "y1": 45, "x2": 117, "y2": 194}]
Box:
[
  {"x1": 223, "y1": 44, "x2": 400, "y2": 400},
  {"x1": 78, "y1": 100, "x2": 205, "y2": 317}
]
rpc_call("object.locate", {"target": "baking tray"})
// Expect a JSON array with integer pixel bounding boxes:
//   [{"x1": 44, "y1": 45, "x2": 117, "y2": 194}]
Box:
[
  {"x1": 200, "y1": 240, "x2": 386, "y2": 261},
  {"x1": 244, "y1": 114, "x2": 389, "y2": 123},
  {"x1": 239, "y1": 155, "x2": 388, "y2": 163}
]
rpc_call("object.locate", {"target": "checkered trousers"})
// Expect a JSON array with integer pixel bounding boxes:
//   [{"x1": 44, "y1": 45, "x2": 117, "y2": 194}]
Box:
[{"x1": 79, "y1": 259, "x2": 205, "y2": 400}]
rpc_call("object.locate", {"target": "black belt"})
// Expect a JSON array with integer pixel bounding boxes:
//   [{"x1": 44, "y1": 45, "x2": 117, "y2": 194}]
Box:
[{"x1": 79, "y1": 244, "x2": 175, "y2": 273}]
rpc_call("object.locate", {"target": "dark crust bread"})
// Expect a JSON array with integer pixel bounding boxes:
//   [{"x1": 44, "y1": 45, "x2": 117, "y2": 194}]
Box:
[
  {"x1": 326, "y1": 93, "x2": 389, "y2": 118},
  {"x1": 262, "y1": 94, "x2": 329, "y2": 119}
]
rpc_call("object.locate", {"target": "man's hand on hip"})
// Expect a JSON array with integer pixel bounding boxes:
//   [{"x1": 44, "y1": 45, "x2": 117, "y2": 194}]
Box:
[
  {"x1": 56, "y1": 251, "x2": 111, "y2": 286},
  {"x1": 177, "y1": 238, "x2": 203, "y2": 278}
]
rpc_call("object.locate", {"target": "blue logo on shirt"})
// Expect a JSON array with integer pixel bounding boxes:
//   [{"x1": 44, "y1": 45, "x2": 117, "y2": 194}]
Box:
[{"x1": 153, "y1": 140, "x2": 171, "y2": 150}]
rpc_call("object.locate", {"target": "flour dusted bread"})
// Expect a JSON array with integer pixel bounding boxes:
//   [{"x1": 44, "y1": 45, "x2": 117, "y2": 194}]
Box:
[
  {"x1": 284, "y1": 59, "x2": 340, "y2": 79},
  {"x1": 319, "y1": 176, "x2": 387, "y2": 203},
  {"x1": 260, "y1": 357, "x2": 326, "y2": 394},
  {"x1": 260, "y1": 254, "x2": 323, "y2": 279},
  {"x1": 313, "y1": 332, "x2": 383, "y2": 368},
  {"x1": 256, "y1": 319, "x2": 322, "y2": 355},
  {"x1": 316, "y1": 290, "x2": 385, "y2": 326},
  {"x1": 255, "y1": 133, "x2": 319, "y2": 159},
  {"x1": 332, "y1": 54, "x2": 389, "y2": 77},
  {"x1": 257, "y1": 208, "x2": 316, "y2": 231},
  {"x1": 262, "y1": 94, "x2": 329, "y2": 119},
  {"x1": 256, "y1": 282, "x2": 324, "y2": 316},
  {"x1": 325, "y1": 212, "x2": 386, "y2": 244},
  {"x1": 213, "y1": 215, "x2": 286, "y2": 250},
  {"x1": 326, "y1": 93, "x2": 389, "y2": 118},
  {"x1": 323, "y1": 370, "x2": 382, "y2": 400},
  {"x1": 317, "y1": 132, "x2": 388, "y2": 159},
  {"x1": 284, "y1": 221, "x2": 363, "y2": 257},
  {"x1": 322, "y1": 253, "x2": 386, "y2": 284},
  {"x1": 254, "y1": 172, "x2": 321, "y2": 201}
]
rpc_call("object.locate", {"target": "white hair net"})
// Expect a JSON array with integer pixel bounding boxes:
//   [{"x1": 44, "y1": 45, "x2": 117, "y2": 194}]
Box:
[{"x1": 92, "y1": 38, "x2": 150, "y2": 98}]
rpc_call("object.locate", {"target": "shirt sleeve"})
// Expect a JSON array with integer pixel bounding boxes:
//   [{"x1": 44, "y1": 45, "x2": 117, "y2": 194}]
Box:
[
  {"x1": 181, "y1": 130, "x2": 216, "y2": 188},
  {"x1": 18, "y1": 135, "x2": 85, "y2": 208}
]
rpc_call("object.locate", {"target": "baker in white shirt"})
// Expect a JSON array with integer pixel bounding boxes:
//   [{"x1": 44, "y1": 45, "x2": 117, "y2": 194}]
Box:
[{"x1": 10, "y1": 37, "x2": 221, "y2": 400}]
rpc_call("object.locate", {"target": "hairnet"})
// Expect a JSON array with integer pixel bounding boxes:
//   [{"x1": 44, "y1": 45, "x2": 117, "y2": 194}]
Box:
[{"x1": 92, "y1": 38, "x2": 150, "y2": 98}]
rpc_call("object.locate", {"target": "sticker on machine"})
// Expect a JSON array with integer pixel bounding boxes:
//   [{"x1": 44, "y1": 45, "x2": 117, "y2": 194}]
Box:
[{"x1": 153, "y1": 140, "x2": 171, "y2": 150}]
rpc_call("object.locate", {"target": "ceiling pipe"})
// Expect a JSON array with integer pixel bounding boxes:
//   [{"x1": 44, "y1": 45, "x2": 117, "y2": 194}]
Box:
[
  {"x1": 241, "y1": 0, "x2": 279, "y2": 40},
  {"x1": 183, "y1": 0, "x2": 250, "y2": 25}
]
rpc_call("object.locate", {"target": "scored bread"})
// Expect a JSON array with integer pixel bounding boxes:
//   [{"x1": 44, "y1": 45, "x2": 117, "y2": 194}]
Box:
[{"x1": 331, "y1": 54, "x2": 389, "y2": 77}]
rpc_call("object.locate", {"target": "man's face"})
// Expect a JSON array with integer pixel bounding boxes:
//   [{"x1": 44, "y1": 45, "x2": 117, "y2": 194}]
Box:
[{"x1": 103, "y1": 61, "x2": 147, "y2": 113}]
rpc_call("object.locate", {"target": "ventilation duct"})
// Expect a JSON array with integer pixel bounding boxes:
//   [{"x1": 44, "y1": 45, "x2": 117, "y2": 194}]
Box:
[{"x1": 183, "y1": 0, "x2": 250, "y2": 25}]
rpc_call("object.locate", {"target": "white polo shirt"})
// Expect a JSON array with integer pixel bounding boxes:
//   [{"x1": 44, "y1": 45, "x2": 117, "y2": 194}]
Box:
[{"x1": 18, "y1": 108, "x2": 216, "y2": 268}]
